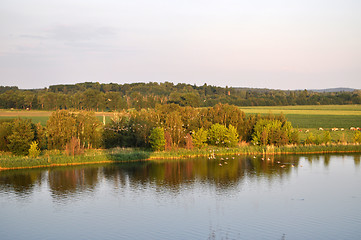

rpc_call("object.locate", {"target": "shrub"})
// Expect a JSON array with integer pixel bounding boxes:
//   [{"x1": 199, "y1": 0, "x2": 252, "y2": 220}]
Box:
[
  {"x1": 29, "y1": 141, "x2": 41, "y2": 158},
  {"x1": 322, "y1": 131, "x2": 332, "y2": 144},
  {"x1": 207, "y1": 123, "x2": 228, "y2": 146},
  {"x1": 207, "y1": 124, "x2": 239, "y2": 147},
  {"x1": 0, "y1": 121, "x2": 12, "y2": 152},
  {"x1": 252, "y1": 119, "x2": 298, "y2": 146},
  {"x1": 354, "y1": 131, "x2": 361, "y2": 143},
  {"x1": 149, "y1": 127, "x2": 165, "y2": 151},
  {"x1": 224, "y1": 124, "x2": 239, "y2": 147},
  {"x1": 305, "y1": 133, "x2": 316, "y2": 144},
  {"x1": 7, "y1": 118, "x2": 35, "y2": 155},
  {"x1": 192, "y1": 128, "x2": 208, "y2": 148}
]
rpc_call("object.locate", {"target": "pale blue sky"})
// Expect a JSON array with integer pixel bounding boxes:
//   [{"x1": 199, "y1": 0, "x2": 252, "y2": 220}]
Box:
[{"x1": 1, "y1": 0, "x2": 360, "y2": 89}]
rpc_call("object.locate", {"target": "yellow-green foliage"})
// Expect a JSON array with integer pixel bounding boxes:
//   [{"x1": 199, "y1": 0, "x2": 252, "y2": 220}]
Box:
[
  {"x1": 322, "y1": 131, "x2": 332, "y2": 144},
  {"x1": 29, "y1": 141, "x2": 41, "y2": 158},
  {"x1": 354, "y1": 131, "x2": 361, "y2": 143},
  {"x1": 7, "y1": 119, "x2": 35, "y2": 155},
  {"x1": 252, "y1": 119, "x2": 298, "y2": 146},
  {"x1": 47, "y1": 110, "x2": 102, "y2": 150},
  {"x1": 149, "y1": 127, "x2": 166, "y2": 151},
  {"x1": 192, "y1": 128, "x2": 208, "y2": 148},
  {"x1": 207, "y1": 124, "x2": 239, "y2": 147}
]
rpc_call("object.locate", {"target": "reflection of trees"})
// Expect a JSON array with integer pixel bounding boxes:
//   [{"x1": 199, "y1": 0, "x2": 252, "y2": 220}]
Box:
[
  {"x1": 48, "y1": 166, "x2": 99, "y2": 199},
  {"x1": 0, "y1": 169, "x2": 44, "y2": 197},
  {"x1": 305, "y1": 154, "x2": 361, "y2": 167},
  {"x1": 3, "y1": 154, "x2": 361, "y2": 199},
  {"x1": 354, "y1": 155, "x2": 360, "y2": 166},
  {"x1": 101, "y1": 155, "x2": 301, "y2": 192}
]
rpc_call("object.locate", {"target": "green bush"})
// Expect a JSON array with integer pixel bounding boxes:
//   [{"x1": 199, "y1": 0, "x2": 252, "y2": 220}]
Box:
[
  {"x1": 0, "y1": 120, "x2": 12, "y2": 152},
  {"x1": 252, "y1": 119, "x2": 298, "y2": 146},
  {"x1": 7, "y1": 119, "x2": 35, "y2": 155},
  {"x1": 354, "y1": 131, "x2": 361, "y2": 143},
  {"x1": 322, "y1": 131, "x2": 332, "y2": 144},
  {"x1": 207, "y1": 123, "x2": 228, "y2": 146},
  {"x1": 207, "y1": 123, "x2": 239, "y2": 147},
  {"x1": 224, "y1": 124, "x2": 239, "y2": 147},
  {"x1": 305, "y1": 133, "x2": 315, "y2": 144},
  {"x1": 192, "y1": 128, "x2": 208, "y2": 148},
  {"x1": 149, "y1": 127, "x2": 165, "y2": 151},
  {"x1": 29, "y1": 141, "x2": 41, "y2": 158}
]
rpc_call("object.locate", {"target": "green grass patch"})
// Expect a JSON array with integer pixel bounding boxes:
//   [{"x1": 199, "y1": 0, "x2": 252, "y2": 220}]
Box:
[
  {"x1": 286, "y1": 114, "x2": 361, "y2": 129},
  {"x1": 240, "y1": 105, "x2": 361, "y2": 115}
]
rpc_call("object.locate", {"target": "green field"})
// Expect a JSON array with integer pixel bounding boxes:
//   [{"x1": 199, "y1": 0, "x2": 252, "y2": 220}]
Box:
[
  {"x1": 239, "y1": 105, "x2": 361, "y2": 129},
  {"x1": 0, "y1": 110, "x2": 112, "y2": 126},
  {"x1": 240, "y1": 104, "x2": 361, "y2": 115}
]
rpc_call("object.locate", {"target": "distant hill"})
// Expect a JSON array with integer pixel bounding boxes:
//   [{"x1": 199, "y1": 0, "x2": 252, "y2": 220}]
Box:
[{"x1": 309, "y1": 88, "x2": 357, "y2": 93}]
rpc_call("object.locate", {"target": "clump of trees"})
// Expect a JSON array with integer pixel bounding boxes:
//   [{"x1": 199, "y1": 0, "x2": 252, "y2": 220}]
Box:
[
  {"x1": 0, "y1": 119, "x2": 44, "y2": 155},
  {"x1": 47, "y1": 110, "x2": 102, "y2": 150},
  {"x1": 102, "y1": 103, "x2": 298, "y2": 150},
  {"x1": 0, "y1": 103, "x2": 300, "y2": 155},
  {"x1": 305, "y1": 131, "x2": 333, "y2": 145},
  {"x1": 0, "y1": 110, "x2": 103, "y2": 156},
  {"x1": 251, "y1": 119, "x2": 299, "y2": 146}
]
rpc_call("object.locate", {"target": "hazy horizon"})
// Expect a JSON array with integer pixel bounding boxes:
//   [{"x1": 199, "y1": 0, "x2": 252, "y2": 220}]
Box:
[
  {"x1": 1, "y1": 80, "x2": 359, "y2": 92},
  {"x1": 1, "y1": 1, "x2": 360, "y2": 90}
]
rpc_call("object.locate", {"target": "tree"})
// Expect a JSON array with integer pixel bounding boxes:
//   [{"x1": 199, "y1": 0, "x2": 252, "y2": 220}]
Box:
[
  {"x1": 102, "y1": 112, "x2": 136, "y2": 148},
  {"x1": 224, "y1": 124, "x2": 239, "y2": 147},
  {"x1": 164, "y1": 111, "x2": 184, "y2": 147},
  {"x1": 76, "y1": 111, "x2": 103, "y2": 148},
  {"x1": 47, "y1": 110, "x2": 77, "y2": 149},
  {"x1": 0, "y1": 120, "x2": 12, "y2": 151},
  {"x1": 207, "y1": 123, "x2": 239, "y2": 147},
  {"x1": 149, "y1": 127, "x2": 165, "y2": 151},
  {"x1": 207, "y1": 124, "x2": 229, "y2": 147},
  {"x1": 204, "y1": 103, "x2": 246, "y2": 139},
  {"x1": 192, "y1": 128, "x2": 208, "y2": 148},
  {"x1": 47, "y1": 110, "x2": 103, "y2": 150},
  {"x1": 7, "y1": 118, "x2": 35, "y2": 155}
]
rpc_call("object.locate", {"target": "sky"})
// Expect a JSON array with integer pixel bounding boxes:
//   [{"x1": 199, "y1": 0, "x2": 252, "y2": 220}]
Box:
[{"x1": 1, "y1": 0, "x2": 361, "y2": 90}]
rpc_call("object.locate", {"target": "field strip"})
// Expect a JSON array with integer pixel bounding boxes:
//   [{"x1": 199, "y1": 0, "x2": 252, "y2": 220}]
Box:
[
  {"x1": 240, "y1": 109, "x2": 361, "y2": 115},
  {"x1": 0, "y1": 110, "x2": 114, "y2": 117}
]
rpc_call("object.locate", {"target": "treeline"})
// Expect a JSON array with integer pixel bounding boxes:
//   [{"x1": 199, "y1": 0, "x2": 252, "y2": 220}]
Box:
[
  {"x1": 0, "y1": 104, "x2": 299, "y2": 155},
  {"x1": 1, "y1": 82, "x2": 361, "y2": 111}
]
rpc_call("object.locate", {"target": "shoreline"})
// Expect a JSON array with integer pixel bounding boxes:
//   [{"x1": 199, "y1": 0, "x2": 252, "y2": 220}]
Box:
[{"x1": 1, "y1": 144, "x2": 361, "y2": 171}]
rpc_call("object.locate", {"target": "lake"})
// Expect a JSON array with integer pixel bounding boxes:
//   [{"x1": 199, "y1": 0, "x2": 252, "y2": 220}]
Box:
[{"x1": 1, "y1": 154, "x2": 361, "y2": 240}]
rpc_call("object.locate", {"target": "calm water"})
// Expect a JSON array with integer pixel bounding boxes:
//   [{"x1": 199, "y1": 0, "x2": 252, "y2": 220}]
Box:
[{"x1": 1, "y1": 154, "x2": 361, "y2": 240}]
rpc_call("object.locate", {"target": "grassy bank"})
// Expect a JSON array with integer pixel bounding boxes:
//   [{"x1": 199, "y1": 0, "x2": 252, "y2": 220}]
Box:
[{"x1": 1, "y1": 144, "x2": 361, "y2": 170}]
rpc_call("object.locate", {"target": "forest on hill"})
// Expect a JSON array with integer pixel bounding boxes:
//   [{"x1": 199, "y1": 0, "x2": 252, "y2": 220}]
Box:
[{"x1": 1, "y1": 82, "x2": 361, "y2": 111}]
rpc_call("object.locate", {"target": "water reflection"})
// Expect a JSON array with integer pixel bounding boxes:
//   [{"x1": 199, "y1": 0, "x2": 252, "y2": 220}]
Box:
[
  {"x1": 1, "y1": 154, "x2": 360, "y2": 200},
  {"x1": 48, "y1": 167, "x2": 99, "y2": 200},
  {"x1": 0, "y1": 169, "x2": 45, "y2": 198}
]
